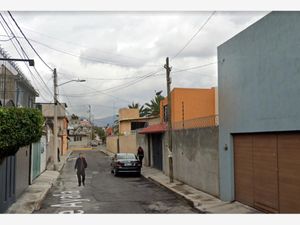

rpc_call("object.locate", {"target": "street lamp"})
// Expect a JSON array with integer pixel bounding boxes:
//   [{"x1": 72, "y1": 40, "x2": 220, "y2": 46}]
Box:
[
  {"x1": 52, "y1": 69, "x2": 86, "y2": 170},
  {"x1": 57, "y1": 79, "x2": 86, "y2": 87},
  {"x1": 0, "y1": 58, "x2": 35, "y2": 66}
]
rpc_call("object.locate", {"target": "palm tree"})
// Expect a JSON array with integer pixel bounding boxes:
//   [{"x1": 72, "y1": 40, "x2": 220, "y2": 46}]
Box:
[
  {"x1": 144, "y1": 94, "x2": 165, "y2": 116},
  {"x1": 113, "y1": 114, "x2": 119, "y2": 135},
  {"x1": 128, "y1": 102, "x2": 139, "y2": 109},
  {"x1": 128, "y1": 101, "x2": 148, "y2": 117}
]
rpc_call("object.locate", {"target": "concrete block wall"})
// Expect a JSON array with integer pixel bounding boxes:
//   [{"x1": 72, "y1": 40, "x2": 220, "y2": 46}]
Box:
[
  {"x1": 119, "y1": 134, "x2": 137, "y2": 154},
  {"x1": 106, "y1": 136, "x2": 119, "y2": 153},
  {"x1": 163, "y1": 127, "x2": 219, "y2": 197}
]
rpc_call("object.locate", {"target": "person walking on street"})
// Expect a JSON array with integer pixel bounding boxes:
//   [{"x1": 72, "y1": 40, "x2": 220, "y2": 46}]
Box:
[
  {"x1": 74, "y1": 153, "x2": 87, "y2": 186},
  {"x1": 137, "y1": 146, "x2": 144, "y2": 167}
]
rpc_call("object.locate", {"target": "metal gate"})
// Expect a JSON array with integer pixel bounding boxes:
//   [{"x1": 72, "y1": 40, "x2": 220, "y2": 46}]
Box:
[
  {"x1": 0, "y1": 155, "x2": 16, "y2": 213},
  {"x1": 151, "y1": 133, "x2": 163, "y2": 170},
  {"x1": 40, "y1": 136, "x2": 47, "y2": 173},
  {"x1": 31, "y1": 141, "x2": 41, "y2": 181}
]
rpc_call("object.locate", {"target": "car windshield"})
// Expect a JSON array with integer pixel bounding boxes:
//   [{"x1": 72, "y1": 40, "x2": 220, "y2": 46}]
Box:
[{"x1": 116, "y1": 154, "x2": 136, "y2": 160}]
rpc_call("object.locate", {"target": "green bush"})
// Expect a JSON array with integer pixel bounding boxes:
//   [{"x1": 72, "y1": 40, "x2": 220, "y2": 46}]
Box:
[{"x1": 0, "y1": 107, "x2": 44, "y2": 158}]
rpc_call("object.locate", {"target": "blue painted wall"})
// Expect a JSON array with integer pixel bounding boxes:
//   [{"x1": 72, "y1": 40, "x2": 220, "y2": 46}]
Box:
[{"x1": 217, "y1": 12, "x2": 300, "y2": 201}]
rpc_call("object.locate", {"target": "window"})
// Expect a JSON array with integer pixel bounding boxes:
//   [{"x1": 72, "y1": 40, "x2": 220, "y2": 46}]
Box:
[
  {"x1": 131, "y1": 122, "x2": 146, "y2": 130},
  {"x1": 74, "y1": 136, "x2": 82, "y2": 141}
]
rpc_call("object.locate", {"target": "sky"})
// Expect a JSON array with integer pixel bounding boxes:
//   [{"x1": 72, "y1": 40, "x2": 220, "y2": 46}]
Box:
[{"x1": 0, "y1": 11, "x2": 269, "y2": 120}]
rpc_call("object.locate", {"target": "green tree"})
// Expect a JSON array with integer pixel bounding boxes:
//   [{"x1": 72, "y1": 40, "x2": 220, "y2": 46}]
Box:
[
  {"x1": 128, "y1": 101, "x2": 148, "y2": 117},
  {"x1": 93, "y1": 126, "x2": 106, "y2": 142},
  {"x1": 144, "y1": 93, "x2": 165, "y2": 116},
  {"x1": 0, "y1": 107, "x2": 44, "y2": 159},
  {"x1": 113, "y1": 114, "x2": 119, "y2": 135},
  {"x1": 128, "y1": 102, "x2": 139, "y2": 109}
]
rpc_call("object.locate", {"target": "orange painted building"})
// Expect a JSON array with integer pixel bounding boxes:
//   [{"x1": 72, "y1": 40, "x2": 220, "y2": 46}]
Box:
[{"x1": 160, "y1": 87, "x2": 218, "y2": 129}]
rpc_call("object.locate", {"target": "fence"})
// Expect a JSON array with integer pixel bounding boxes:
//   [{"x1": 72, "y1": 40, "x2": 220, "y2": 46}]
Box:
[{"x1": 173, "y1": 115, "x2": 219, "y2": 130}]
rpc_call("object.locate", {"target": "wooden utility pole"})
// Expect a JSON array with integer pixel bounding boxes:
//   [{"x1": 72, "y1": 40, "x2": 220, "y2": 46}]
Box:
[
  {"x1": 89, "y1": 104, "x2": 93, "y2": 141},
  {"x1": 164, "y1": 57, "x2": 173, "y2": 183},
  {"x1": 3, "y1": 64, "x2": 6, "y2": 106},
  {"x1": 53, "y1": 68, "x2": 58, "y2": 170}
]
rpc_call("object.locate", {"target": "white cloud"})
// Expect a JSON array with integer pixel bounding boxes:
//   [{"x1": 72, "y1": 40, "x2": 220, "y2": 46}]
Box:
[{"x1": 0, "y1": 11, "x2": 269, "y2": 119}]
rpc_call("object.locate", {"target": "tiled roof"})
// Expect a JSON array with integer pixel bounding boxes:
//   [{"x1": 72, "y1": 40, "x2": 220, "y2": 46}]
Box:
[{"x1": 138, "y1": 122, "x2": 167, "y2": 134}]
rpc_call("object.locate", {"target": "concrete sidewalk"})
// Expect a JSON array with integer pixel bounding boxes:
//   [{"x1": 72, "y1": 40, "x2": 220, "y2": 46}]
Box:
[
  {"x1": 6, "y1": 150, "x2": 72, "y2": 213},
  {"x1": 100, "y1": 147, "x2": 259, "y2": 214},
  {"x1": 141, "y1": 166, "x2": 259, "y2": 214}
]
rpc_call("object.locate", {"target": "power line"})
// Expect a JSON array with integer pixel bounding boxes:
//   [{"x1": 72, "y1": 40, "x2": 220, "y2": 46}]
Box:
[
  {"x1": 58, "y1": 71, "x2": 152, "y2": 81},
  {"x1": 24, "y1": 37, "x2": 159, "y2": 68},
  {"x1": 20, "y1": 24, "x2": 158, "y2": 65},
  {"x1": 0, "y1": 13, "x2": 53, "y2": 99},
  {"x1": 172, "y1": 11, "x2": 216, "y2": 59},
  {"x1": 4, "y1": 13, "x2": 54, "y2": 98},
  {"x1": 8, "y1": 11, "x2": 54, "y2": 71},
  {"x1": 172, "y1": 61, "x2": 217, "y2": 74},
  {"x1": 0, "y1": 33, "x2": 161, "y2": 70},
  {"x1": 0, "y1": 16, "x2": 49, "y2": 101},
  {"x1": 59, "y1": 62, "x2": 216, "y2": 97},
  {"x1": 0, "y1": 36, "x2": 14, "y2": 41},
  {"x1": 0, "y1": 33, "x2": 159, "y2": 69}
]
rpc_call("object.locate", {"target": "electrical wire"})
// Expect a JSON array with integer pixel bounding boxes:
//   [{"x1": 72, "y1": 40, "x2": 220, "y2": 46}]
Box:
[
  {"x1": 0, "y1": 17, "x2": 51, "y2": 101},
  {"x1": 0, "y1": 36, "x2": 14, "y2": 41},
  {"x1": 172, "y1": 11, "x2": 216, "y2": 59},
  {"x1": 59, "y1": 61, "x2": 216, "y2": 97},
  {"x1": 58, "y1": 70, "x2": 152, "y2": 81},
  {"x1": 8, "y1": 11, "x2": 54, "y2": 71},
  {"x1": 4, "y1": 13, "x2": 54, "y2": 99},
  {"x1": 0, "y1": 13, "x2": 53, "y2": 99},
  {"x1": 19, "y1": 24, "x2": 158, "y2": 65}
]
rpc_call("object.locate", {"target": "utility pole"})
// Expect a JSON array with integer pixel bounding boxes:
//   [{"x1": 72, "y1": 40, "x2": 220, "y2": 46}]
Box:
[
  {"x1": 53, "y1": 68, "x2": 58, "y2": 170},
  {"x1": 89, "y1": 104, "x2": 93, "y2": 141},
  {"x1": 164, "y1": 57, "x2": 173, "y2": 183},
  {"x1": 3, "y1": 64, "x2": 6, "y2": 106}
]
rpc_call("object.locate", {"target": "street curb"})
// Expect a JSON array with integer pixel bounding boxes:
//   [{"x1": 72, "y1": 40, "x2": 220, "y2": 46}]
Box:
[
  {"x1": 57, "y1": 150, "x2": 73, "y2": 172},
  {"x1": 33, "y1": 175, "x2": 58, "y2": 212},
  {"x1": 6, "y1": 171, "x2": 60, "y2": 214},
  {"x1": 33, "y1": 151, "x2": 73, "y2": 213},
  {"x1": 142, "y1": 175, "x2": 204, "y2": 213},
  {"x1": 34, "y1": 151, "x2": 72, "y2": 211},
  {"x1": 6, "y1": 151, "x2": 72, "y2": 214}
]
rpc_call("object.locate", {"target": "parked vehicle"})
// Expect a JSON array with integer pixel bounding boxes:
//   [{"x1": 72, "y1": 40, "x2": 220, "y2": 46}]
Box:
[
  {"x1": 90, "y1": 141, "x2": 98, "y2": 147},
  {"x1": 111, "y1": 153, "x2": 141, "y2": 176}
]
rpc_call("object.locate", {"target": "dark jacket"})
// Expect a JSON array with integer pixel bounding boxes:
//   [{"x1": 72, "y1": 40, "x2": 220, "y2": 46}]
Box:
[
  {"x1": 75, "y1": 157, "x2": 87, "y2": 172},
  {"x1": 137, "y1": 147, "x2": 144, "y2": 158}
]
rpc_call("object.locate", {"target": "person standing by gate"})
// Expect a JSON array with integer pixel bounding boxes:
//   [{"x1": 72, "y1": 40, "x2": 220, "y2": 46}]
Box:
[
  {"x1": 137, "y1": 146, "x2": 144, "y2": 167},
  {"x1": 74, "y1": 153, "x2": 87, "y2": 186}
]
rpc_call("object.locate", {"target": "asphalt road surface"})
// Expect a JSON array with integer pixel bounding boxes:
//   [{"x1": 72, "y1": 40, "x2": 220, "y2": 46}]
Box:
[{"x1": 35, "y1": 150, "x2": 197, "y2": 214}]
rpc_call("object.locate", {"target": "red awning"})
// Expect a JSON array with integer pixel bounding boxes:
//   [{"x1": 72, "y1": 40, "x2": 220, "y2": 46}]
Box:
[{"x1": 138, "y1": 123, "x2": 167, "y2": 134}]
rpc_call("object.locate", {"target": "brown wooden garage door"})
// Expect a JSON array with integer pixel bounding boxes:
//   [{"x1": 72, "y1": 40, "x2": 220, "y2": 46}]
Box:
[
  {"x1": 234, "y1": 132, "x2": 300, "y2": 213},
  {"x1": 277, "y1": 133, "x2": 300, "y2": 213}
]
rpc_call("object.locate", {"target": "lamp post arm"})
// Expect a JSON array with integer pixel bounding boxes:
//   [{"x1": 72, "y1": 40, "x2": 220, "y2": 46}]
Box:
[{"x1": 57, "y1": 80, "x2": 77, "y2": 87}]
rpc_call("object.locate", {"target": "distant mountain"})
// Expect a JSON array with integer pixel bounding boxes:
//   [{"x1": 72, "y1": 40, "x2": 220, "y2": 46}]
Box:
[{"x1": 93, "y1": 116, "x2": 115, "y2": 127}]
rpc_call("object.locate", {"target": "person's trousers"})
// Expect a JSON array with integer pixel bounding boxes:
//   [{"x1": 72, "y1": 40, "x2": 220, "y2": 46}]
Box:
[
  {"x1": 77, "y1": 171, "x2": 85, "y2": 186},
  {"x1": 139, "y1": 157, "x2": 144, "y2": 167}
]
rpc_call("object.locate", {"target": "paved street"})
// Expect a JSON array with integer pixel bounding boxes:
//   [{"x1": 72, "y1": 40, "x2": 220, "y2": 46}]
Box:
[{"x1": 35, "y1": 150, "x2": 197, "y2": 214}]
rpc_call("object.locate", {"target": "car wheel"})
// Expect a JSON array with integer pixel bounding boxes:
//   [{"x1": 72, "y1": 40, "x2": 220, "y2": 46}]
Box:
[{"x1": 136, "y1": 171, "x2": 141, "y2": 177}]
